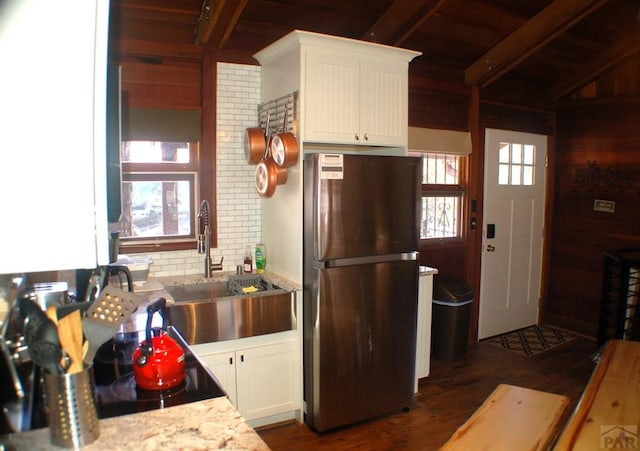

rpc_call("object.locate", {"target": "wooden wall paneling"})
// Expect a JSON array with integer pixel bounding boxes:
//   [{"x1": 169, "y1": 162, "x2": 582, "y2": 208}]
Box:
[
  {"x1": 420, "y1": 242, "x2": 466, "y2": 281},
  {"x1": 408, "y1": 88, "x2": 470, "y2": 131},
  {"x1": 120, "y1": 60, "x2": 201, "y2": 109},
  {"x1": 543, "y1": 102, "x2": 640, "y2": 337},
  {"x1": 200, "y1": 49, "x2": 217, "y2": 247},
  {"x1": 539, "y1": 113, "x2": 557, "y2": 328},
  {"x1": 480, "y1": 102, "x2": 553, "y2": 135},
  {"x1": 466, "y1": 85, "x2": 483, "y2": 343}
]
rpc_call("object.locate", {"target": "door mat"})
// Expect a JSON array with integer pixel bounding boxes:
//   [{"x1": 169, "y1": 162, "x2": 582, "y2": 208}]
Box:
[{"x1": 483, "y1": 325, "x2": 577, "y2": 357}]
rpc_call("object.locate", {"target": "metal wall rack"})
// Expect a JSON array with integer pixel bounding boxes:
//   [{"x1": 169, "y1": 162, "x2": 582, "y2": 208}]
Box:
[
  {"x1": 598, "y1": 247, "x2": 640, "y2": 347},
  {"x1": 257, "y1": 91, "x2": 297, "y2": 137}
]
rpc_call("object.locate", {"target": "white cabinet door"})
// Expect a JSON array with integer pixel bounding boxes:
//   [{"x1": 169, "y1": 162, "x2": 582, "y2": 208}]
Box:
[
  {"x1": 304, "y1": 50, "x2": 407, "y2": 147},
  {"x1": 236, "y1": 341, "x2": 300, "y2": 421},
  {"x1": 305, "y1": 50, "x2": 359, "y2": 144},
  {"x1": 415, "y1": 274, "x2": 434, "y2": 392},
  {"x1": 360, "y1": 59, "x2": 408, "y2": 147},
  {"x1": 198, "y1": 351, "x2": 238, "y2": 407},
  {"x1": 0, "y1": 0, "x2": 109, "y2": 274},
  {"x1": 196, "y1": 340, "x2": 300, "y2": 423}
]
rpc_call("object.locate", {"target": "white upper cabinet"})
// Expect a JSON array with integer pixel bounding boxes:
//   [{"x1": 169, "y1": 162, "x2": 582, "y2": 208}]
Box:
[
  {"x1": 255, "y1": 30, "x2": 421, "y2": 148},
  {"x1": 305, "y1": 49, "x2": 409, "y2": 146},
  {"x1": 0, "y1": 0, "x2": 110, "y2": 274}
]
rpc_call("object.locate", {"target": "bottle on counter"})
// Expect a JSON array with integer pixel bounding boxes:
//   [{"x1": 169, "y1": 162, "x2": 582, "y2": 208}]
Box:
[
  {"x1": 255, "y1": 243, "x2": 266, "y2": 274},
  {"x1": 243, "y1": 246, "x2": 253, "y2": 273}
]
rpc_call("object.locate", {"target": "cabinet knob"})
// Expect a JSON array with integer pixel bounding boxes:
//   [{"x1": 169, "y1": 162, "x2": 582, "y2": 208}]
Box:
[
  {"x1": 355, "y1": 133, "x2": 360, "y2": 141},
  {"x1": 364, "y1": 133, "x2": 368, "y2": 141}
]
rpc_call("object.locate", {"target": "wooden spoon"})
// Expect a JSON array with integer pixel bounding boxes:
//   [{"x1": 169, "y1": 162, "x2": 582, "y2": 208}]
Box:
[{"x1": 57, "y1": 309, "x2": 84, "y2": 374}]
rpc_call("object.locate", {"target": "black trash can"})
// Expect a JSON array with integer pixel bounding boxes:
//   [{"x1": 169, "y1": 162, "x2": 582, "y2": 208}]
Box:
[{"x1": 431, "y1": 278, "x2": 474, "y2": 362}]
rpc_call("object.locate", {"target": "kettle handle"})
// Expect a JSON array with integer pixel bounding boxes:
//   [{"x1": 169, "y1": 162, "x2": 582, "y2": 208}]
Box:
[{"x1": 137, "y1": 297, "x2": 169, "y2": 366}]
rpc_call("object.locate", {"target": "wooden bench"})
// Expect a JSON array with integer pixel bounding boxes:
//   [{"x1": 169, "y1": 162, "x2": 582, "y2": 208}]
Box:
[
  {"x1": 440, "y1": 384, "x2": 570, "y2": 451},
  {"x1": 555, "y1": 339, "x2": 640, "y2": 450}
]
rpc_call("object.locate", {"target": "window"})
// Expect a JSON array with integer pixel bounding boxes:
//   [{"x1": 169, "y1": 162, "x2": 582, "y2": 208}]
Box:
[
  {"x1": 414, "y1": 152, "x2": 466, "y2": 240},
  {"x1": 118, "y1": 141, "x2": 199, "y2": 248},
  {"x1": 498, "y1": 141, "x2": 535, "y2": 186}
]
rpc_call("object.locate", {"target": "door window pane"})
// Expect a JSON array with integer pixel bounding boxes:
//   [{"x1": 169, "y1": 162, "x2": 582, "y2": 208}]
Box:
[{"x1": 497, "y1": 142, "x2": 535, "y2": 186}]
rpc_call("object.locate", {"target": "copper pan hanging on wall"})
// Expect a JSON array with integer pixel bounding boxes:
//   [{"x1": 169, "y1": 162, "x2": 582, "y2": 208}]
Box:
[
  {"x1": 255, "y1": 135, "x2": 288, "y2": 198},
  {"x1": 270, "y1": 132, "x2": 298, "y2": 168},
  {"x1": 244, "y1": 127, "x2": 266, "y2": 164},
  {"x1": 244, "y1": 113, "x2": 271, "y2": 164}
]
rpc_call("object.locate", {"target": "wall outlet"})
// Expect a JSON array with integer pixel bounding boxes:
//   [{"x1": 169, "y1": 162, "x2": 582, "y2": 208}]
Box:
[{"x1": 593, "y1": 199, "x2": 615, "y2": 213}]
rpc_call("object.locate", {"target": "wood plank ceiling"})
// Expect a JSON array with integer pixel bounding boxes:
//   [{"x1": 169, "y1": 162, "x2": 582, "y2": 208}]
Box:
[{"x1": 109, "y1": 0, "x2": 640, "y2": 109}]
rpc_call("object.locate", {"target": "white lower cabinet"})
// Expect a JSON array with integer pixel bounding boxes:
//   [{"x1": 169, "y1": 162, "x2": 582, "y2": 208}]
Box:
[
  {"x1": 415, "y1": 271, "x2": 435, "y2": 392},
  {"x1": 194, "y1": 337, "x2": 302, "y2": 427}
]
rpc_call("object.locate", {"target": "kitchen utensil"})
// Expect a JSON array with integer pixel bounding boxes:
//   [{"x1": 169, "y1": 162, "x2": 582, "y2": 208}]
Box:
[
  {"x1": 16, "y1": 297, "x2": 63, "y2": 375},
  {"x1": 244, "y1": 127, "x2": 266, "y2": 164},
  {"x1": 80, "y1": 269, "x2": 105, "y2": 303},
  {"x1": 33, "y1": 282, "x2": 69, "y2": 310},
  {"x1": 57, "y1": 310, "x2": 83, "y2": 374},
  {"x1": 82, "y1": 286, "x2": 143, "y2": 365},
  {"x1": 271, "y1": 132, "x2": 299, "y2": 167},
  {"x1": 106, "y1": 265, "x2": 134, "y2": 291},
  {"x1": 132, "y1": 297, "x2": 185, "y2": 390},
  {"x1": 255, "y1": 155, "x2": 288, "y2": 198},
  {"x1": 245, "y1": 112, "x2": 271, "y2": 164},
  {"x1": 271, "y1": 108, "x2": 298, "y2": 168},
  {"x1": 77, "y1": 265, "x2": 133, "y2": 305}
]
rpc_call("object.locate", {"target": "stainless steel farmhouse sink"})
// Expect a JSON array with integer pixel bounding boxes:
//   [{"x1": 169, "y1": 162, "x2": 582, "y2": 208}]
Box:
[
  {"x1": 166, "y1": 276, "x2": 295, "y2": 345},
  {"x1": 165, "y1": 281, "x2": 234, "y2": 302}
]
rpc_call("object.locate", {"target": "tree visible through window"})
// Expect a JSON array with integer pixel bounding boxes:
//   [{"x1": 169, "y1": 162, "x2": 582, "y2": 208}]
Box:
[{"x1": 118, "y1": 141, "x2": 197, "y2": 243}]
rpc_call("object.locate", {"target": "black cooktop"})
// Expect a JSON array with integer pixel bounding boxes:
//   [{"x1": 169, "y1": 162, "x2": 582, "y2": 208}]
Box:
[{"x1": 92, "y1": 326, "x2": 226, "y2": 419}]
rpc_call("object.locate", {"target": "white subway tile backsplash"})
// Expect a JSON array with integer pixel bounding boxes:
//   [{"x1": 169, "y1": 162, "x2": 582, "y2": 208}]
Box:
[{"x1": 132, "y1": 62, "x2": 262, "y2": 278}]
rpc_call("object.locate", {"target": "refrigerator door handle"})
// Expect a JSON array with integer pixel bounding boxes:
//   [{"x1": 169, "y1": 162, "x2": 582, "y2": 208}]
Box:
[{"x1": 314, "y1": 252, "x2": 418, "y2": 269}]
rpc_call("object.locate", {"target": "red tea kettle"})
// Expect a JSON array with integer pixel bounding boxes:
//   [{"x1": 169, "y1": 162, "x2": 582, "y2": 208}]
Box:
[{"x1": 132, "y1": 298, "x2": 185, "y2": 390}]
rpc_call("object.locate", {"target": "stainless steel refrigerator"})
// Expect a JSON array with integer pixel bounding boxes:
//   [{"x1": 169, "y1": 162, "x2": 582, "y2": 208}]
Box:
[{"x1": 303, "y1": 153, "x2": 421, "y2": 432}]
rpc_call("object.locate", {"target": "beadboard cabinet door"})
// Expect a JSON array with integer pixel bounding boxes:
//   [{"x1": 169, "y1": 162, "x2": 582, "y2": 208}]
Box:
[
  {"x1": 201, "y1": 351, "x2": 238, "y2": 407},
  {"x1": 359, "y1": 58, "x2": 408, "y2": 147},
  {"x1": 195, "y1": 340, "x2": 301, "y2": 424},
  {"x1": 304, "y1": 50, "x2": 359, "y2": 144},
  {"x1": 235, "y1": 340, "x2": 300, "y2": 422},
  {"x1": 304, "y1": 49, "x2": 408, "y2": 147}
]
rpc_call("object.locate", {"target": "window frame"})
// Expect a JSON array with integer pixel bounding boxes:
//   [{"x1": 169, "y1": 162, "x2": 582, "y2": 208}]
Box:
[
  {"x1": 416, "y1": 152, "x2": 468, "y2": 244},
  {"x1": 118, "y1": 141, "x2": 206, "y2": 253}
]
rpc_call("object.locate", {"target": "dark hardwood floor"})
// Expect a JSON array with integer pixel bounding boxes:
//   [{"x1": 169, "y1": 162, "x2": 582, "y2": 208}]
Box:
[{"x1": 258, "y1": 333, "x2": 598, "y2": 450}]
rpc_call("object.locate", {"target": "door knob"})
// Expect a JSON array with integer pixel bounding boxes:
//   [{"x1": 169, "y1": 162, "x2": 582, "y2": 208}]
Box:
[{"x1": 486, "y1": 245, "x2": 495, "y2": 252}]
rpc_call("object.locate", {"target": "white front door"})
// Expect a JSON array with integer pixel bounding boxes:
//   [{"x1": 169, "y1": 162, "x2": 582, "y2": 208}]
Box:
[{"x1": 478, "y1": 129, "x2": 547, "y2": 339}]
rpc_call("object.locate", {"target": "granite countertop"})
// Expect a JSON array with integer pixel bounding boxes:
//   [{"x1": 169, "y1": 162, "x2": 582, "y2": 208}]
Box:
[{"x1": 0, "y1": 397, "x2": 269, "y2": 450}]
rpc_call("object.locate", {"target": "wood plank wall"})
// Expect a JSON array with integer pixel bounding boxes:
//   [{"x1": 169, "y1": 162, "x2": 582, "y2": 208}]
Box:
[{"x1": 543, "y1": 102, "x2": 640, "y2": 337}]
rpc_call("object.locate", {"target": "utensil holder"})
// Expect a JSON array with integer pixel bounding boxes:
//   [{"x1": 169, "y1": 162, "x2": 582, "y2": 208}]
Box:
[{"x1": 45, "y1": 365, "x2": 100, "y2": 448}]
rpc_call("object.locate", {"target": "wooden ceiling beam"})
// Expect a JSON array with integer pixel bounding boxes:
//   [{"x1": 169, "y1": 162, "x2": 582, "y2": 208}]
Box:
[
  {"x1": 195, "y1": 0, "x2": 249, "y2": 47},
  {"x1": 548, "y1": 31, "x2": 640, "y2": 101},
  {"x1": 215, "y1": 0, "x2": 248, "y2": 48},
  {"x1": 362, "y1": 0, "x2": 453, "y2": 46},
  {"x1": 465, "y1": 0, "x2": 610, "y2": 88}
]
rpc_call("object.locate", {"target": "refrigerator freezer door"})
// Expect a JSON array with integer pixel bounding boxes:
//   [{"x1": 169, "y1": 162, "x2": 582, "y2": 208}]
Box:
[
  {"x1": 306, "y1": 154, "x2": 421, "y2": 261},
  {"x1": 304, "y1": 259, "x2": 418, "y2": 432}
]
